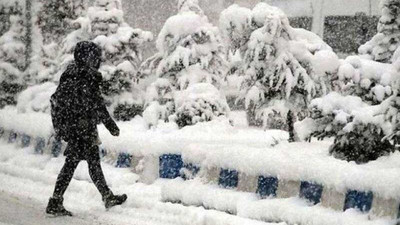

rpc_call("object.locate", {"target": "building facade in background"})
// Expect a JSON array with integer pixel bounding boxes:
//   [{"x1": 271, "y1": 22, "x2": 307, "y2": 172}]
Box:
[
  {"x1": 122, "y1": 0, "x2": 381, "y2": 55},
  {"x1": 265, "y1": 0, "x2": 380, "y2": 54}
]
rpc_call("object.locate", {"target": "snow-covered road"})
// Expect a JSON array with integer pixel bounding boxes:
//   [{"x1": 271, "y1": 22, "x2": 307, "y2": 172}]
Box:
[{"x1": 0, "y1": 140, "x2": 279, "y2": 225}]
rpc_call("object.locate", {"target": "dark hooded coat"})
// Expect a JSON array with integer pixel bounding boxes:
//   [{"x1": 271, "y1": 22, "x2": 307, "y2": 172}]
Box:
[{"x1": 51, "y1": 41, "x2": 119, "y2": 160}]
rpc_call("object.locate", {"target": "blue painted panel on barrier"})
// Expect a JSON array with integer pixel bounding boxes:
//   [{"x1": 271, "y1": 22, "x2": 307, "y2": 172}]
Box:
[
  {"x1": 257, "y1": 176, "x2": 278, "y2": 198},
  {"x1": 219, "y1": 169, "x2": 238, "y2": 189},
  {"x1": 344, "y1": 190, "x2": 373, "y2": 212},
  {"x1": 299, "y1": 181, "x2": 323, "y2": 205},
  {"x1": 35, "y1": 137, "x2": 46, "y2": 154},
  {"x1": 159, "y1": 154, "x2": 183, "y2": 179},
  {"x1": 51, "y1": 140, "x2": 62, "y2": 157},
  {"x1": 8, "y1": 131, "x2": 17, "y2": 143},
  {"x1": 182, "y1": 163, "x2": 200, "y2": 180},
  {"x1": 116, "y1": 152, "x2": 132, "y2": 168},
  {"x1": 21, "y1": 134, "x2": 31, "y2": 147}
]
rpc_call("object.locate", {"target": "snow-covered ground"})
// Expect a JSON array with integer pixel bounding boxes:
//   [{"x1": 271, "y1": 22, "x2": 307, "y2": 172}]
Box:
[
  {"x1": 0, "y1": 140, "x2": 279, "y2": 225},
  {"x1": 0, "y1": 137, "x2": 398, "y2": 225}
]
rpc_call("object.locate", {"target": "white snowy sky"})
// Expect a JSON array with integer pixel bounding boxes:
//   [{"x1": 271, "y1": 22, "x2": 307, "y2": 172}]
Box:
[
  {"x1": 120, "y1": 0, "x2": 380, "y2": 56},
  {"x1": 121, "y1": 0, "x2": 380, "y2": 32}
]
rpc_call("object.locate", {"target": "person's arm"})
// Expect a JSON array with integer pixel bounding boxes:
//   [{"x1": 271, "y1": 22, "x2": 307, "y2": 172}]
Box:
[
  {"x1": 97, "y1": 98, "x2": 120, "y2": 136},
  {"x1": 91, "y1": 73, "x2": 120, "y2": 136}
]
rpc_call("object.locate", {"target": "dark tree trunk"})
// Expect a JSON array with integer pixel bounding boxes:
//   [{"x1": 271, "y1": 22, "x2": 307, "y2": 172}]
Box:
[{"x1": 287, "y1": 110, "x2": 296, "y2": 143}]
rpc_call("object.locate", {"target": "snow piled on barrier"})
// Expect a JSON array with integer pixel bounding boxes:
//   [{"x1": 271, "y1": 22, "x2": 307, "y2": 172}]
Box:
[
  {"x1": 0, "y1": 108, "x2": 52, "y2": 138},
  {"x1": 0, "y1": 108, "x2": 288, "y2": 156},
  {"x1": 182, "y1": 141, "x2": 400, "y2": 200},
  {"x1": 160, "y1": 179, "x2": 392, "y2": 225},
  {"x1": 98, "y1": 116, "x2": 288, "y2": 156}
]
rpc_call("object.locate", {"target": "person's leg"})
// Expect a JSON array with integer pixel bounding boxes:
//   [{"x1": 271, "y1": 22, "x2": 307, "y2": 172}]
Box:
[
  {"x1": 86, "y1": 145, "x2": 127, "y2": 209},
  {"x1": 52, "y1": 156, "x2": 80, "y2": 199},
  {"x1": 87, "y1": 149, "x2": 111, "y2": 197},
  {"x1": 47, "y1": 156, "x2": 80, "y2": 216}
]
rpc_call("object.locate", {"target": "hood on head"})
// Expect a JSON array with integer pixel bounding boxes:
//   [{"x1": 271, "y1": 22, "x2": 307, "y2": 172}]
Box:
[{"x1": 74, "y1": 41, "x2": 102, "y2": 69}]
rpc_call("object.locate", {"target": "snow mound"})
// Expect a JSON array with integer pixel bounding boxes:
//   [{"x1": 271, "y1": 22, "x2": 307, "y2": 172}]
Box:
[{"x1": 16, "y1": 82, "x2": 56, "y2": 114}]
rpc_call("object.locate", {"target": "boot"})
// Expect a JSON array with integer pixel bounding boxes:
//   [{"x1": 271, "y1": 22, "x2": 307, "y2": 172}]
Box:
[
  {"x1": 46, "y1": 197, "x2": 73, "y2": 216},
  {"x1": 102, "y1": 191, "x2": 127, "y2": 209}
]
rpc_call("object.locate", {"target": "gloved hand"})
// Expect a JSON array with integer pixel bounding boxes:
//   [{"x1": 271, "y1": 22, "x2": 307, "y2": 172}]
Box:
[{"x1": 110, "y1": 127, "x2": 120, "y2": 137}]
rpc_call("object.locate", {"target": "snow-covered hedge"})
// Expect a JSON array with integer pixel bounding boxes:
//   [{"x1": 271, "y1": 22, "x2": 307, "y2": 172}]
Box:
[{"x1": 16, "y1": 82, "x2": 56, "y2": 113}]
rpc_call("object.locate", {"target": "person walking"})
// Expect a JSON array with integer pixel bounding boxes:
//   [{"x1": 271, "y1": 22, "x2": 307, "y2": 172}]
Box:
[{"x1": 46, "y1": 41, "x2": 127, "y2": 216}]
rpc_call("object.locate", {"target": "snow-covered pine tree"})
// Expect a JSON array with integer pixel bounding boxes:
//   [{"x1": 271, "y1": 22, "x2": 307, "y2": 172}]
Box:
[
  {"x1": 0, "y1": 14, "x2": 26, "y2": 108},
  {"x1": 88, "y1": 0, "x2": 153, "y2": 121},
  {"x1": 140, "y1": 0, "x2": 230, "y2": 128},
  {"x1": 359, "y1": 0, "x2": 400, "y2": 62},
  {"x1": 235, "y1": 3, "x2": 339, "y2": 131},
  {"x1": 57, "y1": 17, "x2": 92, "y2": 75},
  {"x1": 219, "y1": 4, "x2": 252, "y2": 78},
  {"x1": 219, "y1": 4, "x2": 252, "y2": 55},
  {"x1": 0, "y1": 0, "x2": 24, "y2": 36},
  {"x1": 142, "y1": 78, "x2": 175, "y2": 128},
  {"x1": 30, "y1": 0, "x2": 88, "y2": 84},
  {"x1": 36, "y1": 0, "x2": 87, "y2": 44}
]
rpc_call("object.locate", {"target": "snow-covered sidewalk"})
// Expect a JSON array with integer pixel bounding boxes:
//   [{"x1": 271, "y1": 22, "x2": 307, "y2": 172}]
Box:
[
  {"x1": 0, "y1": 192, "x2": 108, "y2": 225},
  {"x1": 0, "y1": 140, "x2": 279, "y2": 225}
]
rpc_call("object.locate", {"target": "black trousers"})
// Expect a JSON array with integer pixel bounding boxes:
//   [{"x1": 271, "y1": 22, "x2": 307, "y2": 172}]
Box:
[{"x1": 52, "y1": 143, "x2": 111, "y2": 199}]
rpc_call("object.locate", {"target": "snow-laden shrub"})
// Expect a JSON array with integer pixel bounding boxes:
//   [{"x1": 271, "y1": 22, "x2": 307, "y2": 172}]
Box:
[
  {"x1": 296, "y1": 92, "x2": 399, "y2": 163},
  {"x1": 254, "y1": 100, "x2": 290, "y2": 130},
  {"x1": 143, "y1": 78, "x2": 175, "y2": 128},
  {"x1": 334, "y1": 56, "x2": 395, "y2": 105},
  {"x1": 296, "y1": 92, "x2": 369, "y2": 140},
  {"x1": 110, "y1": 90, "x2": 144, "y2": 121},
  {"x1": 173, "y1": 83, "x2": 230, "y2": 128},
  {"x1": 140, "y1": 0, "x2": 229, "y2": 128},
  {"x1": 359, "y1": 0, "x2": 400, "y2": 62},
  {"x1": 16, "y1": 82, "x2": 56, "y2": 113},
  {"x1": 330, "y1": 123, "x2": 394, "y2": 164}
]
